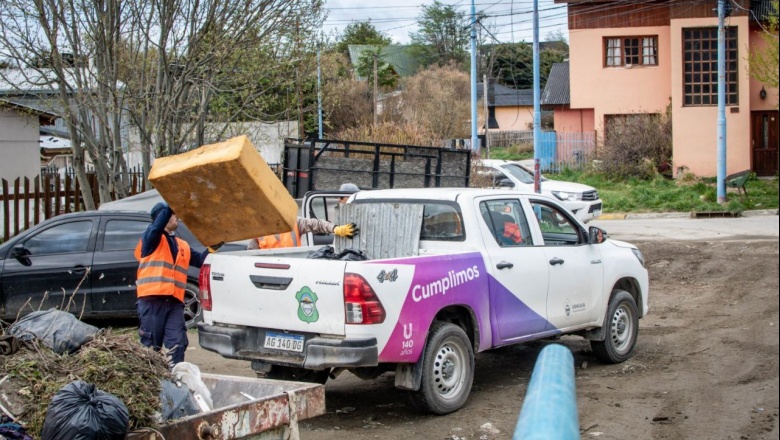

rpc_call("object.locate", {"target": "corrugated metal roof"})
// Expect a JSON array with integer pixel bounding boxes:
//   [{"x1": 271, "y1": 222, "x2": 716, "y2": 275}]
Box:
[
  {"x1": 334, "y1": 203, "x2": 423, "y2": 260},
  {"x1": 0, "y1": 98, "x2": 58, "y2": 118},
  {"x1": 347, "y1": 45, "x2": 421, "y2": 81},
  {"x1": 541, "y1": 62, "x2": 570, "y2": 106},
  {"x1": 477, "y1": 82, "x2": 533, "y2": 107}
]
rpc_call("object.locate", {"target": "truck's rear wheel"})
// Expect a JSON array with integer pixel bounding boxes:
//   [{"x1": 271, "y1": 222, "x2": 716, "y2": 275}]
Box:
[
  {"x1": 266, "y1": 366, "x2": 330, "y2": 384},
  {"x1": 411, "y1": 322, "x2": 474, "y2": 415},
  {"x1": 183, "y1": 282, "x2": 202, "y2": 329},
  {"x1": 591, "y1": 290, "x2": 638, "y2": 363}
]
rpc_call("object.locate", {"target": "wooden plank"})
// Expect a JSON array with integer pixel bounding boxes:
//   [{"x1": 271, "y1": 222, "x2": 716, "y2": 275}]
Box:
[
  {"x1": 64, "y1": 172, "x2": 72, "y2": 213},
  {"x1": 34, "y1": 177, "x2": 41, "y2": 225},
  {"x1": 43, "y1": 173, "x2": 51, "y2": 220},
  {"x1": 2, "y1": 179, "x2": 9, "y2": 242},
  {"x1": 23, "y1": 178, "x2": 31, "y2": 231},
  {"x1": 13, "y1": 178, "x2": 20, "y2": 236}
]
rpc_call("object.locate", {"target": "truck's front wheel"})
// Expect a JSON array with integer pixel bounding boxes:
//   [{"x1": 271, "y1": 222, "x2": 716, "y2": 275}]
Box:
[
  {"x1": 591, "y1": 289, "x2": 638, "y2": 363},
  {"x1": 411, "y1": 322, "x2": 474, "y2": 415}
]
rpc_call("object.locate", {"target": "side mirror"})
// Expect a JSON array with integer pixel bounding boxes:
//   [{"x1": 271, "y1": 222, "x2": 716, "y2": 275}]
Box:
[
  {"x1": 498, "y1": 178, "x2": 515, "y2": 188},
  {"x1": 588, "y1": 226, "x2": 607, "y2": 244},
  {"x1": 12, "y1": 244, "x2": 30, "y2": 259}
]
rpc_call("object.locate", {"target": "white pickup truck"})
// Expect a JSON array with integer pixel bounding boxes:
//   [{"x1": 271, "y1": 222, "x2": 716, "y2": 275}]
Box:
[{"x1": 198, "y1": 188, "x2": 649, "y2": 414}]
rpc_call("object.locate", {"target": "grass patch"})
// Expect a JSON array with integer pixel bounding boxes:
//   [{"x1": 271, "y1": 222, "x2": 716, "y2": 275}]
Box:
[
  {"x1": 552, "y1": 169, "x2": 778, "y2": 214},
  {"x1": 484, "y1": 145, "x2": 534, "y2": 161}
]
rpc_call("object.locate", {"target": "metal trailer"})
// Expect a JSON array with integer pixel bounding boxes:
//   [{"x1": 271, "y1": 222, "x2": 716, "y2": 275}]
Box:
[{"x1": 127, "y1": 374, "x2": 325, "y2": 440}]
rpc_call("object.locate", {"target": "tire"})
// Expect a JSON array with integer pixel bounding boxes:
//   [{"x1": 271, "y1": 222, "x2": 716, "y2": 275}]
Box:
[
  {"x1": 266, "y1": 366, "x2": 330, "y2": 385},
  {"x1": 591, "y1": 290, "x2": 639, "y2": 364},
  {"x1": 183, "y1": 282, "x2": 202, "y2": 329},
  {"x1": 410, "y1": 322, "x2": 474, "y2": 415}
]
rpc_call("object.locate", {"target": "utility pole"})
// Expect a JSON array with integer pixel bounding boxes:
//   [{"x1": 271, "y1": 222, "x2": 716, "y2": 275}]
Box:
[
  {"x1": 483, "y1": 74, "x2": 490, "y2": 159},
  {"x1": 373, "y1": 53, "x2": 378, "y2": 125},
  {"x1": 470, "y1": 0, "x2": 479, "y2": 153},
  {"x1": 532, "y1": 0, "x2": 542, "y2": 193},
  {"x1": 716, "y1": 0, "x2": 727, "y2": 203},
  {"x1": 317, "y1": 43, "x2": 323, "y2": 139}
]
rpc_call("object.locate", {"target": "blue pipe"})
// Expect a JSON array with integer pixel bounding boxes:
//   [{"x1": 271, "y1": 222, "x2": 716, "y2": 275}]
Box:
[{"x1": 513, "y1": 344, "x2": 579, "y2": 440}]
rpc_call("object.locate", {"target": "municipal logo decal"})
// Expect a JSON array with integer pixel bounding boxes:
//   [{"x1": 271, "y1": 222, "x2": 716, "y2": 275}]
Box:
[{"x1": 296, "y1": 286, "x2": 319, "y2": 323}]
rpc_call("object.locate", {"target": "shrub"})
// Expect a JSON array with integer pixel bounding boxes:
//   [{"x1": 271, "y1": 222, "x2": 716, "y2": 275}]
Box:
[{"x1": 599, "y1": 111, "x2": 672, "y2": 180}]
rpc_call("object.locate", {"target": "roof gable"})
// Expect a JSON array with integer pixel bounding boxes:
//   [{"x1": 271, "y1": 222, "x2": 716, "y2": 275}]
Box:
[{"x1": 541, "y1": 62, "x2": 570, "y2": 106}]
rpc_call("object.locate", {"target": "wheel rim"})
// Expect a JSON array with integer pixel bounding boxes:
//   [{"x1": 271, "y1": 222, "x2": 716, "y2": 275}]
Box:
[
  {"x1": 609, "y1": 303, "x2": 635, "y2": 355},
  {"x1": 431, "y1": 339, "x2": 468, "y2": 400},
  {"x1": 183, "y1": 287, "x2": 201, "y2": 327}
]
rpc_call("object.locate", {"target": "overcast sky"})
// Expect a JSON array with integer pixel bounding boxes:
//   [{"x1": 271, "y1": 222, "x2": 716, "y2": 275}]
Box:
[{"x1": 323, "y1": 0, "x2": 569, "y2": 45}]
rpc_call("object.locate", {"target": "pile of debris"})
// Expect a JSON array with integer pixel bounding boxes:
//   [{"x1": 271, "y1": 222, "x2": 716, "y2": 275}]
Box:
[{"x1": 0, "y1": 311, "x2": 173, "y2": 438}]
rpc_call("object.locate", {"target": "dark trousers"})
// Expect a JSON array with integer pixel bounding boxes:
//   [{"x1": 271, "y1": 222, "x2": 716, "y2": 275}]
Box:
[{"x1": 137, "y1": 296, "x2": 188, "y2": 364}]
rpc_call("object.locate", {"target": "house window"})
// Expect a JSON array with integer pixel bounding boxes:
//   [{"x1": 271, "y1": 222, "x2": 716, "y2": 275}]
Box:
[
  {"x1": 683, "y1": 27, "x2": 738, "y2": 106},
  {"x1": 604, "y1": 36, "x2": 658, "y2": 67}
]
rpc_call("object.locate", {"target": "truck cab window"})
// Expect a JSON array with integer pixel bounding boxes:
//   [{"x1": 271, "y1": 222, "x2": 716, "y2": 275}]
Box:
[
  {"x1": 479, "y1": 200, "x2": 532, "y2": 247},
  {"x1": 421, "y1": 204, "x2": 465, "y2": 241},
  {"x1": 530, "y1": 202, "x2": 581, "y2": 246}
]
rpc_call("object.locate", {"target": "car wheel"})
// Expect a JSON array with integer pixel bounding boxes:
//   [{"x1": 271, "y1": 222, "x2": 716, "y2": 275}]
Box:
[
  {"x1": 266, "y1": 366, "x2": 330, "y2": 384},
  {"x1": 410, "y1": 322, "x2": 474, "y2": 415},
  {"x1": 591, "y1": 289, "x2": 639, "y2": 363},
  {"x1": 183, "y1": 282, "x2": 202, "y2": 329}
]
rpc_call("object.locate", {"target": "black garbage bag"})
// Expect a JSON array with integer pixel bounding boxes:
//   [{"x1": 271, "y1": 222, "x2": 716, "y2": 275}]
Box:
[
  {"x1": 307, "y1": 245, "x2": 336, "y2": 260},
  {"x1": 335, "y1": 248, "x2": 368, "y2": 261},
  {"x1": 8, "y1": 309, "x2": 100, "y2": 355},
  {"x1": 41, "y1": 381, "x2": 129, "y2": 440},
  {"x1": 157, "y1": 379, "x2": 200, "y2": 421}
]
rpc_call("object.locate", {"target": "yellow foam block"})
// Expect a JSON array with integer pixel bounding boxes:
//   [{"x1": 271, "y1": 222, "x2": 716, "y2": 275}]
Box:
[{"x1": 149, "y1": 135, "x2": 297, "y2": 245}]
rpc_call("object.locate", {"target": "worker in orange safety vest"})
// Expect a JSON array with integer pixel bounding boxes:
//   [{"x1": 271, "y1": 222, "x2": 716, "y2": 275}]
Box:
[
  {"x1": 135, "y1": 202, "x2": 219, "y2": 365},
  {"x1": 247, "y1": 217, "x2": 358, "y2": 250}
]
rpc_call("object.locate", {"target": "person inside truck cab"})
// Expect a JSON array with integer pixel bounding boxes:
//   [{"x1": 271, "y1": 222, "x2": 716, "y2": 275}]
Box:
[
  {"x1": 481, "y1": 202, "x2": 531, "y2": 247},
  {"x1": 338, "y1": 182, "x2": 359, "y2": 204},
  {"x1": 247, "y1": 217, "x2": 359, "y2": 250},
  {"x1": 135, "y1": 202, "x2": 220, "y2": 365}
]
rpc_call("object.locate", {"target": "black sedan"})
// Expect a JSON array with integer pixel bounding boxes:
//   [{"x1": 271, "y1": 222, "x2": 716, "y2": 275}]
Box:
[{"x1": 0, "y1": 210, "x2": 243, "y2": 328}]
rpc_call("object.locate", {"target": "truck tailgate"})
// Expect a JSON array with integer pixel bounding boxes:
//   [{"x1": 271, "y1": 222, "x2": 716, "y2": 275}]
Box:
[{"x1": 209, "y1": 255, "x2": 347, "y2": 335}]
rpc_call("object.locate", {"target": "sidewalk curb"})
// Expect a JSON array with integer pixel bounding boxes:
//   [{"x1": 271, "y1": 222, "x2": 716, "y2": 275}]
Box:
[{"x1": 597, "y1": 209, "x2": 778, "y2": 220}]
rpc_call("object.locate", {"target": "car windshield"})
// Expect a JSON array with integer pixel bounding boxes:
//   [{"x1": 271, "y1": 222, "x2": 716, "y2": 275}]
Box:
[{"x1": 501, "y1": 163, "x2": 548, "y2": 184}]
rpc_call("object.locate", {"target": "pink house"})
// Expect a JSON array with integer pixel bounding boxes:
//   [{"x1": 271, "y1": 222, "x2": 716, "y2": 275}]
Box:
[{"x1": 555, "y1": 0, "x2": 778, "y2": 177}]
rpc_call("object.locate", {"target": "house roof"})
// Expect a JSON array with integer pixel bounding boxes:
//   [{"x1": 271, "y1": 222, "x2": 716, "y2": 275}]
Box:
[
  {"x1": 347, "y1": 45, "x2": 421, "y2": 80},
  {"x1": 0, "y1": 98, "x2": 58, "y2": 124},
  {"x1": 541, "y1": 62, "x2": 570, "y2": 106},
  {"x1": 477, "y1": 82, "x2": 533, "y2": 107}
]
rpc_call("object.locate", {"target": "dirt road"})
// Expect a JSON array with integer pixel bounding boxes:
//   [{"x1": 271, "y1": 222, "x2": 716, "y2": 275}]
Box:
[{"x1": 187, "y1": 237, "x2": 779, "y2": 440}]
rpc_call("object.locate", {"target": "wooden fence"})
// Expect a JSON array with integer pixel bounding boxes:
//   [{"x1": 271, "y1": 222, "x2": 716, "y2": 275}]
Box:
[{"x1": 1, "y1": 167, "x2": 147, "y2": 242}]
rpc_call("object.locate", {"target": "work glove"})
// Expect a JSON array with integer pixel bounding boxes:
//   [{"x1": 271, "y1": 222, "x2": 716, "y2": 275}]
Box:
[
  {"x1": 207, "y1": 241, "x2": 225, "y2": 253},
  {"x1": 333, "y1": 223, "x2": 359, "y2": 238}
]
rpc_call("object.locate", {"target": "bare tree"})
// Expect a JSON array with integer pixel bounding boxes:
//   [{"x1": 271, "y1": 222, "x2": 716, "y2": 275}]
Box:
[{"x1": 0, "y1": 0, "x2": 324, "y2": 207}]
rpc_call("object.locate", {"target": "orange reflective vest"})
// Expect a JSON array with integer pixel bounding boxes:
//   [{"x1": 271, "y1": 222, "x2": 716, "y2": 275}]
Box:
[
  {"x1": 256, "y1": 223, "x2": 301, "y2": 249},
  {"x1": 134, "y1": 236, "x2": 191, "y2": 302}
]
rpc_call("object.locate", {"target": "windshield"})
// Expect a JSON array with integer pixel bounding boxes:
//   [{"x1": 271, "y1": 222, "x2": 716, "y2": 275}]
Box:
[{"x1": 502, "y1": 163, "x2": 548, "y2": 183}]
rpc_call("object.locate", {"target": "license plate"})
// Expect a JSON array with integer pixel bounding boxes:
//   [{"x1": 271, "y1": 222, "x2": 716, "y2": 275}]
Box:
[
  {"x1": 593, "y1": 210, "x2": 602, "y2": 217},
  {"x1": 264, "y1": 331, "x2": 304, "y2": 352}
]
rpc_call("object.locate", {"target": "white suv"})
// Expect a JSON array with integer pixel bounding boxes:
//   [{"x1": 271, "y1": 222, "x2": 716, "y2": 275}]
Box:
[{"x1": 474, "y1": 159, "x2": 603, "y2": 222}]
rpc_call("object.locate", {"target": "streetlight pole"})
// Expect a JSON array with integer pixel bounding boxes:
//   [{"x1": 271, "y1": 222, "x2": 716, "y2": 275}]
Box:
[
  {"x1": 470, "y1": 0, "x2": 479, "y2": 154},
  {"x1": 716, "y1": 0, "x2": 727, "y2": 203}
]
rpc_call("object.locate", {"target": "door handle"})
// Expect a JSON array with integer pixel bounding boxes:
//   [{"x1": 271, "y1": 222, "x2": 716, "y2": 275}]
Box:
[
  {"x1": 70, "y1": 266, "x2": 89, "y2": 275},
  {"x1": 549, "y1": 257, "x2": 565, "y2": 266},
  {"x1": 496, "y1": 261, "x2": 514, "y2": 270}
]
